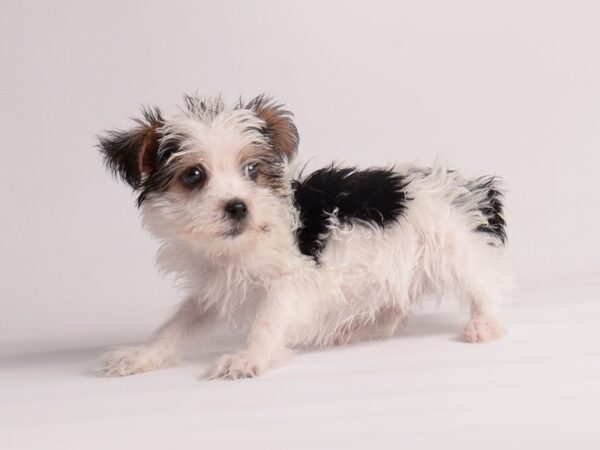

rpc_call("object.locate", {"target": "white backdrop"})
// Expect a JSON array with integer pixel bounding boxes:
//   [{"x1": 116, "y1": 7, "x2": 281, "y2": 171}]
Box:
[{"x1": 1, "y1": 0, "x2": 599, "y2": 355}]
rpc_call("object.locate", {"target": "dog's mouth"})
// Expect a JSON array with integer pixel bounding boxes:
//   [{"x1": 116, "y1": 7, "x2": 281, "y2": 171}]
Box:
[
  {"x1": 221, "y1": 222, "x2": 271, "y2": 239},
  {"x1": 222, "y1": 222, "x2": 245, "y2": 239}
]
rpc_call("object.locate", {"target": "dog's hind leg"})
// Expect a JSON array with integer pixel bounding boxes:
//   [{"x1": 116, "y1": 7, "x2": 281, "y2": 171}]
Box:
[{"x1": 457, "y1": 269, "x2": 509, "y2": 343}]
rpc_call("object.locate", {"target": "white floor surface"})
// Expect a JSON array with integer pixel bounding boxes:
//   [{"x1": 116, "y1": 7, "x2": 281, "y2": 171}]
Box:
[{"x1": 2, "y1": 278, "x2": 599, "y2": 450}]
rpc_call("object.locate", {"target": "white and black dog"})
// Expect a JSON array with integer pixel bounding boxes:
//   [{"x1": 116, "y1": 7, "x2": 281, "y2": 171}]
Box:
[{"x1": 98, "y1": 95, "x2": 513, "y2": 379}]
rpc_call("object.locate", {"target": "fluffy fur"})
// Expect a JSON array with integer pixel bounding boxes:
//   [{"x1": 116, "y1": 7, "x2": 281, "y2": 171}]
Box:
[{"x1": 98, "y1": 95, "x2": 514, "y2": 379}]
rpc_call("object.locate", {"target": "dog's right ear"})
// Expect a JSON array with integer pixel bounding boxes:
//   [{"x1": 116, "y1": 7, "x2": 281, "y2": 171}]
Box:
[{"x1": 98, "y1": 107, "x2": 164, "y2": 189}]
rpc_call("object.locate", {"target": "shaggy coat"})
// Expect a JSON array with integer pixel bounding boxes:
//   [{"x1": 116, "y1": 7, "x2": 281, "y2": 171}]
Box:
[{"x1": 99, "y1": 95, "x2": 513, "y2": 379}]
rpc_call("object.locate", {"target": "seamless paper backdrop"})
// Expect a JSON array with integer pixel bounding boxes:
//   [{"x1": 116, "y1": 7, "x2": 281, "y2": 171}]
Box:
[{"x1": 1, "y1": 0, "x2": 599, "y2": 355}]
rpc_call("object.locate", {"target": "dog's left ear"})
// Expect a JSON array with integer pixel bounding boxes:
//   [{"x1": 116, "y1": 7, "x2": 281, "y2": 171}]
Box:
[
  {"x1": 97, "y1": 107, "x2": 164, "y2": 189},
  {"x1": 247, "y1": 95, "x2": 299, "y2": 162}
]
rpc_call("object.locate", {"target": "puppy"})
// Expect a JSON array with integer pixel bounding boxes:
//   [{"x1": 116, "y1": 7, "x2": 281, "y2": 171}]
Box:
[{"x1": 98, "y1": 95, "x2": 513, "y2": 379}]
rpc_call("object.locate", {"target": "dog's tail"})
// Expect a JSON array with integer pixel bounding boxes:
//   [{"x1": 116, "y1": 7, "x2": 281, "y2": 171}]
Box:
[{"x1": 464, "y1": 176, "x2": 507, "y2": 245}]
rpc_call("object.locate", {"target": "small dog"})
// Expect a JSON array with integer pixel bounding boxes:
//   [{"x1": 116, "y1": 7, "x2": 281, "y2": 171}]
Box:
[{"x1": 98, "y1": 95, "x2": 513, "y2": 379}]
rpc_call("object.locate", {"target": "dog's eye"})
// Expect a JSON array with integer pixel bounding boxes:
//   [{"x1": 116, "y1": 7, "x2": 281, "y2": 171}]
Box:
[
  {"x1": 244, "y1": 162, "x2": 259, "y2": 181},
  {"x1": 181, "y1": 166, "x2": 206, "y2": 188}
]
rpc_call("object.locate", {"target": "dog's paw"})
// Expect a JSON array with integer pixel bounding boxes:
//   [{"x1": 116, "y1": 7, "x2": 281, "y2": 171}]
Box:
[
  {"x1": 205, "y1": 352, "x2": 265, "y2": 380},
  {"x1": 102, "y1": 347, "x2": 172, "y2": 377},
  {"x1": 463, "y1": 316, "x2": 506, "y2": 343}
]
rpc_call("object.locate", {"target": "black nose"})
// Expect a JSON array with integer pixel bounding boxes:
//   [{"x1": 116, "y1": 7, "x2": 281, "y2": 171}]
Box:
[{"x1": 224, "y1": 199, "x2": 248, "y2": 221}]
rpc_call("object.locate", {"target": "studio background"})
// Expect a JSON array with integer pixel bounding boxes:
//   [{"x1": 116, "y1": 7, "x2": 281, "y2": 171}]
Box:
[{"x1": 1, "y1": 0, "x2": 599, "y2": 356}]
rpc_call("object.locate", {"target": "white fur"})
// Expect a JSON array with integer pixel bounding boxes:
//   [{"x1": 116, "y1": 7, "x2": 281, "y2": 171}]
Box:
[{"x1": 102, "y1": 105, "x2": 514, "y2": 380}]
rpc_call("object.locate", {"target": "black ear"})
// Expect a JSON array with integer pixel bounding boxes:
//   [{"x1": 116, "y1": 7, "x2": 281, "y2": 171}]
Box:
[
  {"x1": 246, "y1": 95, "x2": 299, "y2": 161},
  {"x1": 98, "y1": 107, "x2": 164, "y2": 188}
]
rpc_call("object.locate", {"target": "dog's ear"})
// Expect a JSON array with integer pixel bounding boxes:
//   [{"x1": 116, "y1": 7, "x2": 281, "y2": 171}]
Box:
[
  {"x1": 247, "y1": 95, "x2": 299, "y2": 162},
  {"x1": 98, "y1": 107, "x2": 164, "y2": 189}
]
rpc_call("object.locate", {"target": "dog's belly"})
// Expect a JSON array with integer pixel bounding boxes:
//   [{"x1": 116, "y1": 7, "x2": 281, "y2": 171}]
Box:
[
  {"x1": 322, "y1": 222, "x2": 417, "y2": 301},
  {"x1": 289, "y1": 223, "x2": 418, "y2": 346}
]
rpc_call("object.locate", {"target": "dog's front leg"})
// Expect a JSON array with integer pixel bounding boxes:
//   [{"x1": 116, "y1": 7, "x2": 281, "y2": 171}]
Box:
[
  {"x1": 102, "y1": 297, "x2": 216, "y2": 376},
  {"x1": 205, "y1": 284, "x2": 292, "y2": 380}
]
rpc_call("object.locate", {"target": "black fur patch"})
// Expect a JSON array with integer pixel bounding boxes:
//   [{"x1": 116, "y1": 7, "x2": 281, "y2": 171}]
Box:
[
  {"x1": 466, "y1": 176, "x2": 507, "y2": 244},
  {"x1": 293, "y1": 166, "x2": 409, "y2": 260}
]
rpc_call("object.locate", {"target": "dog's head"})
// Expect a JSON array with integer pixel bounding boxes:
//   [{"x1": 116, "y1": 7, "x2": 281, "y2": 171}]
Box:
[{"x1": 98, "y1": 95, "x2": 299, "y2": 255}]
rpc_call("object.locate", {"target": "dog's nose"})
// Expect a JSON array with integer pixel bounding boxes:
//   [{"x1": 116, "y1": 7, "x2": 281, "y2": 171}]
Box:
[{"x1": 224, "y1": 199, "x2": 248, "y2": 221}]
